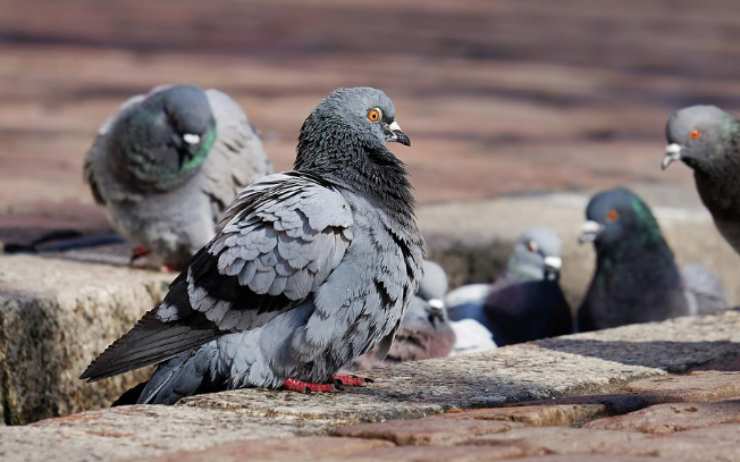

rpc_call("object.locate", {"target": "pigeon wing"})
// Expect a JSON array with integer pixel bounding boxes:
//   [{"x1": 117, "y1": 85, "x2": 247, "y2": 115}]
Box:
[{"x1": 80, "y1": 173, "x2": 353, "y2": 381}]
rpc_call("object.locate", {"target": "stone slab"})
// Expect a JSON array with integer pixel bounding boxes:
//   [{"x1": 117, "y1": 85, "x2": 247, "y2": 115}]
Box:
[
  {"x1": 1, "y1": 312, "x2": 738, "y2": 461},
  {"x1": 585, "y1": 399, "x2": 740, "y2": 434},
  {"x1": 0, "y1": 255, "x2": 173, "y2": 424},
  {"x1": 624, "y1": 371, "x2": 740, "y2": 402}
]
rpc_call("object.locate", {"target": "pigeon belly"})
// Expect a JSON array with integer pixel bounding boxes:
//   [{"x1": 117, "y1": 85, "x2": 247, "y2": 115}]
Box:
[{"x1": 106, "y1": 177, "x2": 216, "y2": 269}]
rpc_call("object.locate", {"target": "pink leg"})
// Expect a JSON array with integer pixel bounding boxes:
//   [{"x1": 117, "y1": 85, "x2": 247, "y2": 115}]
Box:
[
  {"x1": 333, "y1": 374, "x2": 372, "y2": 387},
  {"x1": 282, "y1": 378, "x2": 336, "y2": 393}
]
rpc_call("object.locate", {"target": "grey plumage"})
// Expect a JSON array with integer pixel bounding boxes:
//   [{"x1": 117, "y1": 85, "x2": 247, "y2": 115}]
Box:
[
  {"x1": 681, "y1": 263, "x2": 727, "y2": 315},
  {"x1": 84, "y1": 84, "x2": 272, "y2": 270},
  {"x1": 447, "y1": 227, "x2": 572, "y2": 346},
  {"x1": 81, "y1": 87, "x2": 423, "y2": 405},
  {"x1": 662, "y1": 105, "x2": 740, "y2": 255},
  {"x1": 578, "y1": 187, "x2": 727, "y2": 332},
  {"x1": 353, "y1": 260, "x2": 455, "y2": 370}
]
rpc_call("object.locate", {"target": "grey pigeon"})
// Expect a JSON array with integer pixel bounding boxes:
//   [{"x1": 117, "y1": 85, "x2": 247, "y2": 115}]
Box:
[
  {"x1": 447, "y1": 227, "x2": 573, "y2": 346},
  {"x1": 352, "y1": 260, "x2": 455, "y2": 370},
  {"x1": 662, "y1": 105, "x2": 740, "y2": 255},
  {"x1": 577, "y1": 187, "x2": 727, "y2": 332},
  {"x1": 81, "y1": 87, "x2": 423, "y2": 404},
  {"x1": 84, "y1": 84, "x2": 272, "y2": 271}
]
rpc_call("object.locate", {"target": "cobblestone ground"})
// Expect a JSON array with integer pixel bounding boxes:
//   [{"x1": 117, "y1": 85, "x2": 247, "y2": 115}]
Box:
[{"x1": 145, "y1": 366, "x2": 740, "y2": 461}]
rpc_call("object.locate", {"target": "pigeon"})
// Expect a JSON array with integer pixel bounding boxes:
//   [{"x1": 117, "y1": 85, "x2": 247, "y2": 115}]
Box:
[
  {"x1": 662, "y1": 105, "x2": 740, "y2": 255},
  {"x1": 577, "y1": 187, "x2": 727, "y2": 332},
  {"x1": 80, "y1": 87, "x2": 424, "y2": 404},
  {"x1": 447, "y1": 227, "x2": 573, "y2": 346},
  {"x1": 352, "y1": 260, "x2": 455, "y2": 369},
  {"x1": 84, "y1": 84, "x2": 272, "y2": 271}
]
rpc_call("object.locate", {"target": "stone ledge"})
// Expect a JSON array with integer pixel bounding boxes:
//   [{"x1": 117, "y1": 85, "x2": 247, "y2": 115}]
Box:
[
  {"x1": 0, "y1": 311, "x2": 738, "y2": 461},
  {"x1": 0, "y1": 255, "x2": 172, "y2": 424},
  {"x1": 1, "y1": 192, "x2": 737, "y2": 425}
]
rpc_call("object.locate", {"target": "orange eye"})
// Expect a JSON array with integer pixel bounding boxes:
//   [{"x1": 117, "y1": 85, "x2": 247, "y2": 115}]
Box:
[
  {"x1": 690, "y1": 129, "x2": 702, "y2": 140},
  {"x1": 607, "y1": 209, "x2": 619, "y2": 222},
  {"x1": 367, "y1": 107, "x2": 382, "y2": 123}
]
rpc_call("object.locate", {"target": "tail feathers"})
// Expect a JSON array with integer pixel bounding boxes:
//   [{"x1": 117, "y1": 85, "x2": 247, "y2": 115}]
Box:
[
  {"x1": 80, "y1": 310, "x2": 218, "y2": 382},
  {"x1": 137, "y1": 348, "x2": 216, "y2": 405}
]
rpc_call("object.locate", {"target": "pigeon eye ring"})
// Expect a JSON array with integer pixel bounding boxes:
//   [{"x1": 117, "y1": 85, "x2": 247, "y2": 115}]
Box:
[{"x1": 367, "y1": 107, "x2": 382, "y2": 123}]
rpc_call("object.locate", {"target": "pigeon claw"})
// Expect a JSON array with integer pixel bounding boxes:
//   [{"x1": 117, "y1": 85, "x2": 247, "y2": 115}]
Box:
[
  {"x1": 333, "y1": 374, "x2": 372, "y2": 387},
  {"x1": 282, "y1": 378, "x2": 336, "y2": 393},
  {"x1": 130, "y1": 245, "x2": 151, "y2": 263}
]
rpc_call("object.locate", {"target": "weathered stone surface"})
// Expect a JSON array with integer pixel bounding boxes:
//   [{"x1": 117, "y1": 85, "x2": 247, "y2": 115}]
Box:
[
  {"x1": 180, "y1": 311, "x2": 740, "y2": 417},
  {"x1": 463, "y1": 426, "x2": 739, "y2": 461},
  {"x1": 0, "y1": 405, "x2": 305, "y2": 461},
  {"x1": 333, "y1": 414, "x2": 522, "y2": 445},
  {"x1": 624, "y1": 371, "x2": 740, "y2": 402},
  {"x1": 0, "y1": 298, "x2": 738, "y2": 461},
  {"x1": 509, "y1": 457, "x2": 660, "y2": 462},
  {"x1": 142, "y1": 437, "x2": 393, "y2": 462},
  {"x1": 0, "y1": 255, "x2": 172, "y2": 424},
  {"x1": 446, "y1": 403, "x2": 609, "y2": 427},
  {"x1": 148, "y1": 442, "x2": 525, "y2": 462},
  {"x1": 585, "y1": 399, "x2": 740, "y2": 434}
]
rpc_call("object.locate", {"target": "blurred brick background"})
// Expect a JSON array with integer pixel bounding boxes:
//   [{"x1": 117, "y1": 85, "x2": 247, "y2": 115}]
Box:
[{"x1": 2, "y1": 0, "x2": 740, "y2": 237}]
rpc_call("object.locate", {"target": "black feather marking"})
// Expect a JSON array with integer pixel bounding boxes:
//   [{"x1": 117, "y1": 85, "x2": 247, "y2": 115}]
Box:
[{"x1": 189, "y1": 248, "x2": 294, "y2": 314}]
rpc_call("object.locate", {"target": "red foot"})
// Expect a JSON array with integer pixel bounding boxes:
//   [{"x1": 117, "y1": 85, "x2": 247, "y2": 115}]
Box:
[
  {"x1": 130, "y1": 245, "x2": 151, "y2": 263},
  {"x1": 333, "y1": 374, "x2": 372, "y2": 387},
  {"x1": 282, "y1": 378, "x2": 336, "y2": 393}
]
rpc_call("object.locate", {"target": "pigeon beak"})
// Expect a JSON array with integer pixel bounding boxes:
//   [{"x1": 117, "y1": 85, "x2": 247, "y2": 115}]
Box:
[
  {"x1": 385, "y1": 121, "x2": 411, "y2": 146},
  {"x1": 427, "y1": 298, "x2": 446, "y2": 328},
  {"x1": 661, "y1": 143, "x2": 683, "y2": 170},
  {"x1": 543, "y1": 256, "x2": 562, "y2": 280},
  {"x1": 578, "y1": 220, "x2": 604, "y2": 244},
  {"x1": 183, "y1": 133, "x2": 201, "y2": 145}
]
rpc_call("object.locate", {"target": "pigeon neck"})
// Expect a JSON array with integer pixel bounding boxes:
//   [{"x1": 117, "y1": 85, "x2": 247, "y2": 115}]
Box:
[
  {"x1": 597, "y1": 236, "x2": 677, "y2": 277},
  {"x1": 295, "y1": 121, "x2": 416, "y2": 224}
]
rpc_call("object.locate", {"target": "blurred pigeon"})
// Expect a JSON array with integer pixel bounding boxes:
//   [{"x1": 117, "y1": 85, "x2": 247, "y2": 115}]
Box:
[
  {"x1": 662, "y1": 105, "x2": 740, "y2": 255},
  {"x1": 81, "y1": 87, "x2": 423, "y2": 404},
  {"x1": 84, "y1": 84, "x2": 272, "y2": 271},
  {"x1": 352, "y1": 260, "x2": 455, "y2": 369},
  {"x1": 681, "y1": 263, "x2": 728, "y2": 315},
  {"x1": 577, "y1": 187, "x2": 727, "y2": 332},
  {"x1": 447, "y1": 228, "x2": 573, "y2": 346}
]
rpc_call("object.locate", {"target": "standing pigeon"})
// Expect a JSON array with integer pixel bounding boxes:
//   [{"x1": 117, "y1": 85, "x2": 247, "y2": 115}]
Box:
[
  {"x1": 662, "y1": 105, "x2": 740, "y2": 255},
  {"x1": 577, "y1": 187, "x2": 727, "y2": 332},
  {"x1": 81, "y1": 87, "x2": 424, "y2": 404},
  {"x1": 84, "y1": 84, "x2": 272, "y2": 271},
  {"x1": 447, "y1": 228, "x2": 573, "y2": 346},
  {"x1": 352, "y1": 260, "x2": 455, "y2": 369}
]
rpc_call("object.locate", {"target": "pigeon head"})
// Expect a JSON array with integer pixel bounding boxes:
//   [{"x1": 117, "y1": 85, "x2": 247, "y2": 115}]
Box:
[
  {"x1": 110, "y1": 85, "x2": 217, "y2": 191},
  {"x1": 579, "y1": 187, "x2": 664, "y2": 252},
  {"x1": 295, "y1": 87, "x2": 410, "y2": 170},
  {"x1": 295, "y1": 87, "x2": 415, "y2": 221},
  {"x1": 508, "y1": 227, "x2": 563, "y2": 282},
  {"x1": 662, "y1": 105, "x2": 738, "y2": 173}
]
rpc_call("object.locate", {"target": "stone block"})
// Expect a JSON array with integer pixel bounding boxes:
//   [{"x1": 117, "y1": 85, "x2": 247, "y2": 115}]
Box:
[{"x1": 0, "y1": 255, "x2": 172, "y2": 424}]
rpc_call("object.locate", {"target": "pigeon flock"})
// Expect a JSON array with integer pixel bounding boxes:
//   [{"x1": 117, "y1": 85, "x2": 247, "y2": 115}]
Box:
[{"x1": 74, "y1": 85, "x2": 736, "y2": 404}]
